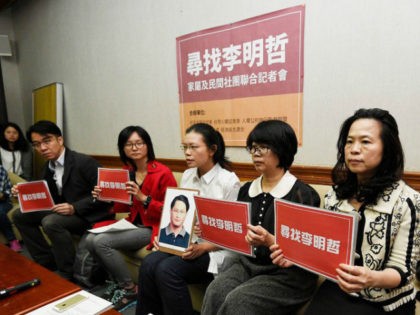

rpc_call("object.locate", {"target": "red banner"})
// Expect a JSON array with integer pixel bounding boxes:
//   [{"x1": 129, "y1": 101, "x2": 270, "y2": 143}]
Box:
[
  {"x1": 194, "y1": 196, "x2": 253, "y2": 256},
  {"x1": 97, "y1": 168, "x2": 131, "y2": 204},
  {"x1": 17, "y1": 180, "x2": 54, "y2": 212},
  {"x1": 275, "y1": 199, "x2": 358, "y2": 280},
  {"x1": 177, "y1": 5, "x2": 305, "y2": 146}
]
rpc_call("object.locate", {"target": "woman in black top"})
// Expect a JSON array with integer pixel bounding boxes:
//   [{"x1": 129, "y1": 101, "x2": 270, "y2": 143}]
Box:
[{"x1": 202, "y1": 120, "x2": 320, "y2": 315}]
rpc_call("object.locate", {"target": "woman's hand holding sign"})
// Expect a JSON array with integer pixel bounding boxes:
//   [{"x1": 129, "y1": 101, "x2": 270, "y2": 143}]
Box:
[
  {"x1": 182, "y1": 243, "x2": 211, "y2": 260},
  {"x1": 269, "y1": 244, "x2": 294, "y2": 268},
  {"x1": 245, "y1": 224, "x2": 275, "y2": 248},
  {"x1": 335, "y1": 264, "x2": 400, "y2": 294}
]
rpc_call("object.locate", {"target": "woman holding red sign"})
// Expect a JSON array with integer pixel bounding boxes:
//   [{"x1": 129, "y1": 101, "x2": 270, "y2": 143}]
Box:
[
  {"x1": 85, "y1": 126, "x2": 177, "y2": 310},
  {"x1": 136, "y1": 123, "x2": 241, "y2": 315},
  {"x1": 202, "y1": 120, "x2": 321, "y2": 315},
  {"x1": 303, "y1": 109, "x2": 419, "y2": 315}
]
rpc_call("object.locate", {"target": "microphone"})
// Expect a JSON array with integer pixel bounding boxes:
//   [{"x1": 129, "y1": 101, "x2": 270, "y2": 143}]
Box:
[{"x1": 0, "y1": 278, "x2": 41, "y2": 299}]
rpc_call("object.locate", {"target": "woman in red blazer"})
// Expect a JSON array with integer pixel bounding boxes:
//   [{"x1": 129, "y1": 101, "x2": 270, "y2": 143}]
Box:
[{"x1": 86, "y1": 126, "x2": 177, "y2": 310}]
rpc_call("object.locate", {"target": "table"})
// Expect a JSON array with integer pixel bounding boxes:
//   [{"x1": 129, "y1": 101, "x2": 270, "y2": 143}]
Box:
[{"x1": 0, "y1": 244, "x2": 120, "y2": 314}]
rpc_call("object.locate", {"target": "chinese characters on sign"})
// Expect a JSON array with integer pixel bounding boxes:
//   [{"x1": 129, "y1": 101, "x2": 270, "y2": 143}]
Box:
[
  {"x1": 17, "y1": 180, "x2": 55, "y2": 212},
  {"x1": 99, "y1": 181, "x2": 127, "y2": 190},
  {"x1": 187, "y1": 69, "x2": 288, "y2": 92},
  {"x1": 177, "y1": 6, "x2": 305, "y2": 146},
  {"x1": 194, "y1": 196, "x2": 253, "y2": 256},
  {"x1": 186, "y1": 33, "x2": 289, "y2": 92},
  {"x1": 280, "y1": 224, "x2": 341, "y2": 255},
  {"x1": 275, "y1": 199, "x2": 358, "y2": 281},
  {"x1": 97, "y1": 168, "x2": 131, "y2": 204},
  {"x1": 200, "y1": 214, "x2": 243, "y2": 234},
  {"x1": 194, "y1": 196, "x2": 357, "y2": 275},
  {"x1": 21, "y1": 192, "x2": 48, "y2": 201},
  {"x1": 186, "y1": 33, "x2": 289, "y2": 77}
]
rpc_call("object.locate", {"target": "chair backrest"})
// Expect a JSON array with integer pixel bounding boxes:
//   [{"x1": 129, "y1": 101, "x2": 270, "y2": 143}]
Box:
[{"x1": 7, "y1": 172, "x2": 27, "y2": 186}]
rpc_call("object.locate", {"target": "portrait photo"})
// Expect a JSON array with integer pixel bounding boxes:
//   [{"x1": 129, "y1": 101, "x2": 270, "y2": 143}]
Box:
[{"x1": 158, "y1": 187, "x2": 199, "y2": 255}]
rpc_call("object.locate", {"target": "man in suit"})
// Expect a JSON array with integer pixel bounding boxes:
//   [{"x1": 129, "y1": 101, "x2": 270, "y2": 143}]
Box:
[{"x1": 12, "y1": 120, "x2": 113, "y2": 280}]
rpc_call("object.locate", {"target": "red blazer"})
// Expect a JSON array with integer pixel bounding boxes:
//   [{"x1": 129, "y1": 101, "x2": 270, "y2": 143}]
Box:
[{"x1": 113, "y1": 160, "x2": 177, "y2": 249}]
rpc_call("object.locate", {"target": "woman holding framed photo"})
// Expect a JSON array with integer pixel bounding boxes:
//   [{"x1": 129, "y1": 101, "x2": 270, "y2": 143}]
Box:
[{"x1": 136, "y1": 123, "x2": 241, "y2": 315}]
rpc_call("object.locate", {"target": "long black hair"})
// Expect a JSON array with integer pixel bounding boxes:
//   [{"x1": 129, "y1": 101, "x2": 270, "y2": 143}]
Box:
[
  {"x1": 0, "y1": 122, "x2": 30, "y2": 151},
  {"x1": 332, "y1": 108, "x2": 404, "y2": 204},
  {"x1": 117, "y1": 126, "x2": 155, "y2": 171},
  {"x1": 186, "y1": 123, "x2": 232, "y2": 171}
]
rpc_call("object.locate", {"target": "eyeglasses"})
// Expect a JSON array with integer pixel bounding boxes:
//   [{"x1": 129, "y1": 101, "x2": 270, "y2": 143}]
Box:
[
  {"x1": 247, "y1": 145, "x2": 271, "y2": 155},
  {"x1": 32, "y1": 136, "x2": 55, "y2": 149},
  {"x1": 124, "y1": 142, "x2": 145, "y2": 149},
  {"x1": 180, "y1": 144, "x2": 202, "y2": 152}
]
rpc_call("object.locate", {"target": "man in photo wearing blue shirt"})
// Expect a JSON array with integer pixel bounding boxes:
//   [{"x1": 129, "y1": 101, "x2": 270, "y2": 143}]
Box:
[{"x1": 158, "y1": 194, "x2": 190, "y2": 248}]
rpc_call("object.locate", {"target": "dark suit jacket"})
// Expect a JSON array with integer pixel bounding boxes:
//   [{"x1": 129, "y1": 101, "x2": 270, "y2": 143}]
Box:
[{"x1": 42, "y1": 148, "x2": 114, "y2": 224}]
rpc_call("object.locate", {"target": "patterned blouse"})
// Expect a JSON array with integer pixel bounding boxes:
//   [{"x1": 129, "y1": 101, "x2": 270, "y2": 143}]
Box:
[{"x1": 324, "y1": 180, "x2": 420, "y2": 311}]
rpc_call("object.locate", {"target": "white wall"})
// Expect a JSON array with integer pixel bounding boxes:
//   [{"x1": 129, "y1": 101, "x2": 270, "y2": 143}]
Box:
[
  {"x1": 5, "y1": 0, "x2": 420, "y2": 170},
  {"x1": 0, "y1": 9, "x2": 24, "y2": 127}
]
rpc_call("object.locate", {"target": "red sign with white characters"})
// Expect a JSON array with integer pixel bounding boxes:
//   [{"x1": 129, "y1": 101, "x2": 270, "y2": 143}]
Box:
[
  {"x1": 177, "y1": 5, "x2": 306, "y2": 146},
  {"x1": 275, "y1": 199, "x2": 358, "y2": 281},
  {"x1": 97, "y1": 168, "x2": 131, "y2": 204},
  {"x1": 17, "y1": 180, "x2": 54, "y2": 212},
  {"x1": 194, "y1": 196, "x2": 253, "y2": 256}
]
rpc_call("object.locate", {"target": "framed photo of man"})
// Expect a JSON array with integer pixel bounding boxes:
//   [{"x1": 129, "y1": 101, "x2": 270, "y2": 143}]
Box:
[{"x1": 157, "y1": 187, "x2": 199, "y2": 256}]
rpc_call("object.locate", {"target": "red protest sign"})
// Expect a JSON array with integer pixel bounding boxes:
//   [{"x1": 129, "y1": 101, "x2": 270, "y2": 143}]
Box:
[
  {"x1": 194, "y1": 196, "x2": 253, "y2": 256},
  {"x1": 97, "y1": 168, "x2": 131, "y2": 204},
  {"x1": 177, "y1": 5, "x2": 306, "y2": 146},
  {"x1": 17, "y1": 180, "x2": 54, "y2": 212},
  {"x1": 275, "y1": 199, "x2": 358, "y2": 281}
]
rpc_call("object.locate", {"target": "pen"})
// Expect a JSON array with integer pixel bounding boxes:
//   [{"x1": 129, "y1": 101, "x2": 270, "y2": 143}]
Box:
[{"x1": 0, "y1": 278, "x2": 41, "y2": 299}]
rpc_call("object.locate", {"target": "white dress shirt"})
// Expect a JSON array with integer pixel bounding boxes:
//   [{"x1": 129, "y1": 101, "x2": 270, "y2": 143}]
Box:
[
  {"x1": 48, "y1": 149, "x2": 65, "y2": 195},
  {"x1": 181, "y1": 163, "x2": 241, "y2": 274}
]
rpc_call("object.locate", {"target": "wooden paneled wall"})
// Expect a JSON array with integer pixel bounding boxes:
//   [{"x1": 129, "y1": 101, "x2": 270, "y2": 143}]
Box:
[{"x1": 92, "y1": 155, "x2": 420, "y2": 192}]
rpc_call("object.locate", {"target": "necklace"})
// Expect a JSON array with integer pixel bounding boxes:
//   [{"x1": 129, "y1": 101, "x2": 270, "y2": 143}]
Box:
[{"x1": 135, "y1": 170, "x2": 147, "y2": 184}]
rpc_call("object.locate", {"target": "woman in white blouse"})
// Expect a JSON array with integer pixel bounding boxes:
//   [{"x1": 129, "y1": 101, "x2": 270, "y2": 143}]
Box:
[
  {"x1": 0, "y1": 122, "x2": 32, "y2": 180},
  {"x1": 136, "y1": 123, "x2": 241, "y2": 315}
]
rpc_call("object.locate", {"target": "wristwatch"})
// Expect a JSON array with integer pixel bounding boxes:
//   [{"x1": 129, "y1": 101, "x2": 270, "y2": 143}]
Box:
[{"x1": 143, "y1": 195, "x2": 152, "y2": 209}]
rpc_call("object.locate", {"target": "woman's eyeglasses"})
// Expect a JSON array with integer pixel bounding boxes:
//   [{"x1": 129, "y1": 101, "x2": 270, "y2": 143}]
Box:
[
  {"x1": 180, "y1": 144, "x2": 202, "y2": 152},
  {"x1": 124, "y1": 142, "x2": 145, "y2": 149},
  {"x1": 246, "y1": 145, "x2": 271, "y2": 155}
]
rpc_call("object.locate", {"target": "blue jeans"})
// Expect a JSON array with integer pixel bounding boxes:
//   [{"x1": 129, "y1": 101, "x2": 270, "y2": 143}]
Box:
[
  {"x1": 136, "y1": 250, "x2": 213, "y2": 315},
  {"x1": 0, "y1": 201, "x2": 15, "y2": 241}
]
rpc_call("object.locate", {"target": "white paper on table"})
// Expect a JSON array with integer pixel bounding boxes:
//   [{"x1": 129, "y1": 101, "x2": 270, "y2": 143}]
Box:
[{"x1": 26, "y1": 290, "x2": 113, "y2": 315}]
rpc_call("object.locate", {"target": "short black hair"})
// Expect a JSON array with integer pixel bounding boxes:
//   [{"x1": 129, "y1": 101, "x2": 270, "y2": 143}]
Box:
[
  {"x1": 26, "y1": 120, "x2": 62, "y2": 143},
  {"x1": 170, "y1": 194, "x2": 190, "y2": 212},
  {"x1": 332, "y1": 108, "x2": 404, "y2": 204},
  {"x1": 117, "y1": 126, "x2": 155, "y2": 170},
  {"x1": 246, "y1": 120, "x2": 297, "y2": 170},
  {"x1": 0, "y1": 122, "x2": 30, "y2": 151}
]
